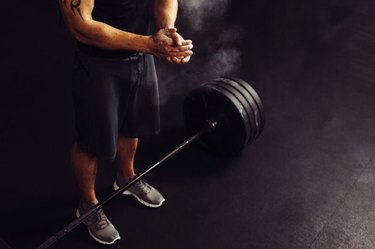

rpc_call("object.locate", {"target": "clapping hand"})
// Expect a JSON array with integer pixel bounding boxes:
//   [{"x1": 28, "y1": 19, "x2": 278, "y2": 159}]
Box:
[{"x1": 152, "y1": 28, "x2": 193, "y2": 64}]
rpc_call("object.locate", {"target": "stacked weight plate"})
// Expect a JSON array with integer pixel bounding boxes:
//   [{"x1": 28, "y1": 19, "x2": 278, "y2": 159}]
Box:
[{"x1": 183, "y1": 77, "x2": 265, "y2": 156}]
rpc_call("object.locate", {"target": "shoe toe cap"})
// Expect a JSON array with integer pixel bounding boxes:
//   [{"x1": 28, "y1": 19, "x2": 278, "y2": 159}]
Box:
[
  {"x1": 91, "y1": 224, "x2": 120, "y2": 244},
  {"x1": 148, "y1": 189, "x2": 165, "y2": 205}
]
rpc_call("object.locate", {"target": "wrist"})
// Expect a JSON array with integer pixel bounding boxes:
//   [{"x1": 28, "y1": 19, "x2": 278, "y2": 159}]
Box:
[
  {"x1": 156, "y1": 21, "x2": 175, "y2": 30},
  {"x1": 139, "y1": 35, "x2": 154, "y2": 54},
  {"x1": 161, "y1": 25, "x2": 175, "y2": 29}
]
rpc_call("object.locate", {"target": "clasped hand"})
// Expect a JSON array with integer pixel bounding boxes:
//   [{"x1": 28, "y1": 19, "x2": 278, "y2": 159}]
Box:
[{"x1": 152, "y1": 28, "x2": 193, "y2": 64}]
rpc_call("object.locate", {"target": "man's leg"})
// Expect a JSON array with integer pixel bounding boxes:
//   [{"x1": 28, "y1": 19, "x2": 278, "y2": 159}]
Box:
[
  {"x1": 115, "y1": 136, "x2": 165, "y2": 208},
  {"x1": 117, "y1": 137, "x2": 138, "y2": 183},
  {"x1": 71, "y1": 143, "x2": 98, "y2": 208},
  {"x1": 71, "y1": 143, "x2": 120, "y2": 244}
]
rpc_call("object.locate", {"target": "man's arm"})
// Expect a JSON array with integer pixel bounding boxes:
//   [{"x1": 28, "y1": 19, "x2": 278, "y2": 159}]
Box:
[
  {"x1": 154, "y1": 0, "x2": 178, "y2": 29},
  {"x1": 59, "y1": 0, "x2": 192, "y2": 58},
  {"x1": 153, "y1": 0, "x2": 192, "y2": 63}
]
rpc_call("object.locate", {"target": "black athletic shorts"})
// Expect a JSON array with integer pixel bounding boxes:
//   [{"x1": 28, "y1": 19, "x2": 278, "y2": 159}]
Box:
[{"x1": 72, "y1": 50, "x2": 160, "y2": 161}]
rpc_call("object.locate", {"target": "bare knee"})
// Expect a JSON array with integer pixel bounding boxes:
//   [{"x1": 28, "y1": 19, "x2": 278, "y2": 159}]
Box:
[
  {"x1": 73, "y1": 142, "x2": 118, "y2": 163},
  {"x1": 71, "y1": 143, "x2": 96, "y2": 165}
]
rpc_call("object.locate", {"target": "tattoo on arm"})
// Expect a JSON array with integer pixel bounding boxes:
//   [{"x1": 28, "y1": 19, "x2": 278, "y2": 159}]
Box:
[
  {"x1": 61, "y1": 0, "x2": 84, "y2": 21},
  {"x1": 71, "y1": 0, "x2": 84, "y2": 21}
]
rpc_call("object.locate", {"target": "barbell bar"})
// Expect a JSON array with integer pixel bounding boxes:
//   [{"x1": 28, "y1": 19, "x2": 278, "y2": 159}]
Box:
[
  {"x1": 27, "y1": 77, "x2": 265, "y2": 249},
  {"x1": 35, "y1": 122, "x2": 215, "y2": 249}
]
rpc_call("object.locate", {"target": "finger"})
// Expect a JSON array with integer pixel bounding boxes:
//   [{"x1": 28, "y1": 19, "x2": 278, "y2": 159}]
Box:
[
  {"x1": 173, "y1": 56, "x2": 191, "y2": 64},
  {"x1": 182, "y1": 56, "x2": 191, "y2": 63},
  {"x1": 167, "y1": 50, "x2": 193, "y2": 58},
  {"x1": 166, "y1": 57, "x2": 174, "y2": 64},
  {"x1": 170, "y1": 32, "x2": 183, "y2": 46},
  {"x1": 181, "y1": 43, "x2": 193, "y2": 50},
  {"x1": 172, "y1": 57, "x2": 184, "y2": 64},
  {"x1": 162, "y1": 28, "x2": 177, "y2": 39},
  {"x1": 166, "y1": 44, "x2": 193, "y2": 53},
  {"x1": 164, "y1": 57, "x2": 183, "y2": 64},
  {"x1": 165, "y1": 46, "x2": 183, "y2": 53},
  {"x1": 176, "y1": 39, "x2": 193, "y2": 46},
  {"x1": 177, "y1": 44, "x2": 193, "y2": 51},
  {"x1": 181, "y1": 40, "x2": 193, "y2": 45},
  {"x1": 173, "y1": 60, "x2": 184, "y2": 65}
]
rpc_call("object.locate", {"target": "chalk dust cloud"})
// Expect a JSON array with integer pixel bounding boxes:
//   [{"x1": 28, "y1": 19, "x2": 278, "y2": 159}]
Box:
[{"x1": 156, "y1": 0, "x2": 246, "y2": 104}]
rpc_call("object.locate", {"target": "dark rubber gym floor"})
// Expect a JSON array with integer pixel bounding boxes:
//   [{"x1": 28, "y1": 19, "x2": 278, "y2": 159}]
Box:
[{"x1": 1, "y1": 1, "x2": 375, "y2": 248}]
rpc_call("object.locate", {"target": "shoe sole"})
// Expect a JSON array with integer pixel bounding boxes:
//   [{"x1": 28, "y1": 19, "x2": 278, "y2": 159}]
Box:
[
  {"x1": 75, "y1": 209, "x2": 121, "y2": 245},
  {"x1": 113, "y1": 181, "x2": 165, "y2": 208}
]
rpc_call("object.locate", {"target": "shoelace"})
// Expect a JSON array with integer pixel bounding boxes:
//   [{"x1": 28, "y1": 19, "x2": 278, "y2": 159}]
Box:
[
  {"x1": 134, "y1": 180, "x2": 152, "y2": 194},
  {"x1": 96, "y1": 209, "x2": 110, "y2": 230}
]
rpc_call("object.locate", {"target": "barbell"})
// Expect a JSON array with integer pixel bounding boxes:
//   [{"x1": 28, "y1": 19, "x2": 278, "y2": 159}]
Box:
[
  {"x1": 184, "y1": 77, "x2": 264, "y2": 156},
  {"x1": 14, "y1": 77, "x2": 265, "y2": 249}
]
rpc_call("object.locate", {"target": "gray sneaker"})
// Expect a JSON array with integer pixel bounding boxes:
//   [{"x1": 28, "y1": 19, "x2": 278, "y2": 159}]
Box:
[
  {"x1": 76, "y1": 204, "x2": 120, "y2": 245},
  {"x1": 113, "y1": 176, "x2": 165, "y2": 208}
]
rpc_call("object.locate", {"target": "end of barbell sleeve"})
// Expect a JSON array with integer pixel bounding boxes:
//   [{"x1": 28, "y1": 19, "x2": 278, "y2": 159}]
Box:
[{"x1": 204, "y1": 120, "x2": 217, "y2": 133}]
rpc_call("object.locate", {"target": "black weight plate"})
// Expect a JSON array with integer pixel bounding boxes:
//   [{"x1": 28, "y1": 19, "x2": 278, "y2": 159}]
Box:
[
  {"x1": 222, "y1": 77, "x2": 264, "y2": 137},
  {"x1": 202, "y1": 82, "x2": 251, "y2": 154},
  {"x1": 183, "y1": 85, "x2": 249, "y2": 156},
  {"x1": 214, "y1": 78, "x2": 262, "y2": 141},
  {"x1": 226, "y1": 77, "x2": 265, "y2": 135},
  {"x1": 211, "y1": 79, "x2": 260, "y2": 142},
  {"x1": 207, "y1": 82, "x2": 256, "y2": 144}
]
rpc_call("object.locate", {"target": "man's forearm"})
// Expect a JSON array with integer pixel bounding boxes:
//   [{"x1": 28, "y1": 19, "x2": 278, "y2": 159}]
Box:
[
  {"x1": 71, "y1": 19, "x2": 153, "y2": 53},
  {"x1": 60, "y1": 0, "x2": 154, "y2": 53},
  {"x1": 154, "y1": 0, "x2": 178, "y2": 29}
]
